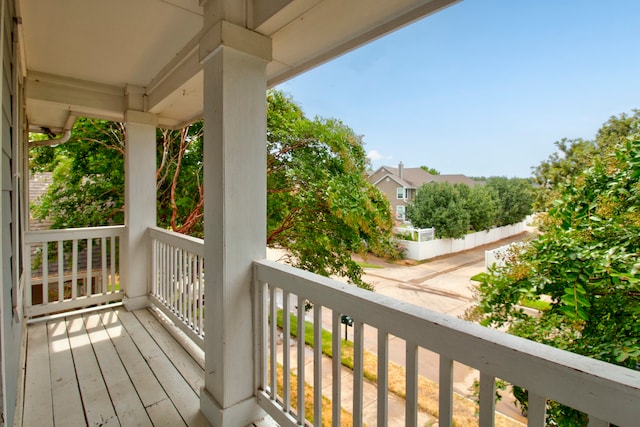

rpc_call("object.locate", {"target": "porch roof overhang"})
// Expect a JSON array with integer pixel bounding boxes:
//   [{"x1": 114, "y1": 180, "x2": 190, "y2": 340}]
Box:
[{"x1": 19, "y1": 0, "x2": 459, "y2": 133}]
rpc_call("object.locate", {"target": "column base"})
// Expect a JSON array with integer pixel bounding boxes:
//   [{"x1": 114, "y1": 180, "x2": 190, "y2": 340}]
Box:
[
  {"x1": 200, "y1": 387, "x2": 265, "y2": 427},
  {"x1": 123, "y1": 295, "x2": 150, "y2": 311}
]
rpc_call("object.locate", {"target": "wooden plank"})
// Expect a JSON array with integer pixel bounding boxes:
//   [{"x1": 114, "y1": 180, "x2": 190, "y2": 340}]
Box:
[
  {"x1": 99, "y1": 310, "x2": 185, "y2": 426},
  {"x1": 133, "y1": 309, "x2": 204, "y2": 391},
  {"x1": 117, "y1": 309, "x2": 210, "y2": 427},
  {"x1": 23, "y1": 323, "x2": 54, "y2": 427},
  {"x1": 47, "y1": 320, "x2": 85, "y2": 426},
  {"x1": 66, "y1": 315, "x2": 120, "y2": 426},
  {"x1": 82, "y1": 312, "x2": 152, "y2": 427}
]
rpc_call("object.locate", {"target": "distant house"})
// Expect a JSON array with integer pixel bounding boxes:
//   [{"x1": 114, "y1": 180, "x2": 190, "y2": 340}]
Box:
[{"x1": 368, "y1": 162, "x2": 479, "y2": 222}]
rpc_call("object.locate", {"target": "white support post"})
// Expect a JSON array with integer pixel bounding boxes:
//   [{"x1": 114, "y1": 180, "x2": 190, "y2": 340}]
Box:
[
  {"x1": 122, "y1": 109, "x2": 157, "y2": 311},
  {"x1": 198, "y1": 18, "x2": 271, "y2": 427}
]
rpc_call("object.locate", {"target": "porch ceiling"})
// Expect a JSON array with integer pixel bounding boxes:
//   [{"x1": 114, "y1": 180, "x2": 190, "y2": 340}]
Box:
[{"x1": 19, "y1": 0, "x2": 458, "y2": 132}]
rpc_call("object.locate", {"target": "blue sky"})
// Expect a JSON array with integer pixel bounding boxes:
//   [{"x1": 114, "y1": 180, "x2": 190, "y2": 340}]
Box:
[{"x1": 276, "y1": 0, "x2": 640, "y2": 178}]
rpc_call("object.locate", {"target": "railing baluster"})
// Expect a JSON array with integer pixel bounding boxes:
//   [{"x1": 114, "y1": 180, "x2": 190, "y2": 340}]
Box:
[
  {"x1": 269, "y1": 285, "x2": 277, "y2": 399},
  {"x1": 86, "y1": 238, "x2": 92, "y2": 296},
  {"x1": 170, "y1": 243, "x2": 175, "y2": 311},
  {"x1": 282, "y1": 290, "x2": 291, "y2": 413},
  {"x1": 439, "y1": 356, "x2": 453, "y2": 427},
  {"x1": 162, "y1": 241, "x2": 168, "y2": 303},
  {"x1": 71, "y1": 239, "x2": 78, "y2": 299},
  {"x1": 479, "y1": 372, "x2": 496, "y2": 427},
  {"x1": 110, "y1": 235, "x2": 116, "y2": 291},
  {"x1": 256, "y1": 279, "x2": 267, "y2": 397},
  {"x1": 181, "y1": 249, "x2": 187, "y2": 320},
  {"x1": 191, "y1": 253, "x2": 196, "y2": 327},
  {"x1": 527, "y1": 392, "x2": 546, "y2": 427},
  {"x1": 42, "y1": 242, "x2": 48, "y2": 303},
  {"x1": 405, "y1": 341, "x2": 418, "y2": 427},
  {"x1": 101, "y1": 237, "x2": 107, "y2": 292},
  {"x1": 332, "y1": 310, "x2": 341, "y2": 427},
  {"x1": 296, "y1": 297, "x2": 305, "y2": 424},
  {"x1": 57, "y1": 240, "x2": 63, "y2": 301},
  {"x1": 377, "y1": 329, "x2": 388, "y2": 427},
  {"x1": 25, "y1": 242, "x2": 32, "y2": 309},
  {"x1": 353, "y1": 320, "x2": 364, "y2": 426},
  {"x1": 313, "y1": 304, "x2": 323, "y2": 427},
  {"x1": 198, "y1": 255, "x2": 204, "y2": 334}
]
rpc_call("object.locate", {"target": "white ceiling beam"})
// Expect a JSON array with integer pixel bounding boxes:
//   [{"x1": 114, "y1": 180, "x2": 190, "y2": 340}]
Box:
[
  {"x1": 146, "y1": 47, "x2": 202, "y2": 113},
  {"x1": 26, "y1": 71, "x2": 124, "y2": 118}
]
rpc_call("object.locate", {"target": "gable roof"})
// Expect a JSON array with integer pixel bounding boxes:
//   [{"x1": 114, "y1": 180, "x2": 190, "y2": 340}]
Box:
[{"x1": 370, "y1": 164, "x2": 478, "y2": 188}]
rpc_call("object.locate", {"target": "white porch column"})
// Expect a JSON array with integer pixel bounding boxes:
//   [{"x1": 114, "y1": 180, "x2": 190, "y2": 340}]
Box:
[
  {"x1": 122, "y1": 109, "x2": 157, "y2": 311},
  {"x1": 198, "y1": 19, "x2": 271, "y2": 427}
]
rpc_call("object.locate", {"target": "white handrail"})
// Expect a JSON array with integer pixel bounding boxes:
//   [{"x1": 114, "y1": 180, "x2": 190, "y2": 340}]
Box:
[{"x1": 254, "y1": 258, "x2": 640, "y2": 427}]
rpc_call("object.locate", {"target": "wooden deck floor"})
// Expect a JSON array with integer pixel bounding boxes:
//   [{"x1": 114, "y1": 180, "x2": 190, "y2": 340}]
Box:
[{"x1": 22, "y1": 307, "x2": 212, "y2": 427}]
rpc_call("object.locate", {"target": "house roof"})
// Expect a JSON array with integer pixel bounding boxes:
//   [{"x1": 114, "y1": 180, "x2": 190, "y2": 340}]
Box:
[
  {"x1": 20, "y1": 0, "x2": 460, "y2": 133},
  {"x1": 370, "y1": 165, "x2": 478, "y2": 188}
]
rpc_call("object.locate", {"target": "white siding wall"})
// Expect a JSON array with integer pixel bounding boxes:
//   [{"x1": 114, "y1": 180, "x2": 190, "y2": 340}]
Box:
[{"x1": 0, "y1": 1, "x2": 24, "y2": 424}]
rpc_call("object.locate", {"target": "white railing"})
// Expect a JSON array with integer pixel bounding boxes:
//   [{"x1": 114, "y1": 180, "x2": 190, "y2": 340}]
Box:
[
  {"x1": 24, "y1": 226, "x2": 124, "y2": 318},
  {"x1": 149, "y1": 226, "x2": 205, "y2": 347},
  {"x1": 253, "y1": 259, "x2": 640, "y2": 427}
]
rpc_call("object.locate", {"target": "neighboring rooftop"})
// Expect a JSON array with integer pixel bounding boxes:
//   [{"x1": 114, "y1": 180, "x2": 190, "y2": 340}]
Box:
[{"x1": 370, "y1": 162, "x2": 479, "y2": 188}]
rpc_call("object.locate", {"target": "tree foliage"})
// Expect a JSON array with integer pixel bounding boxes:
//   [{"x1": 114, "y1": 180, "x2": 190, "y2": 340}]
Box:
[
  {"x1": 532, "y1": 109, "x2": 640, "y2": 212},
  {"x1": 485, "y1": 177, "x2": 534, "y2": 227},
  {"x1": 471, "y1": 112, "x2": 640, "y2": 424},
  {"x1": 30, "y1": 91, "x2": 399, "y2": 290},
  {"x1": 457, "y1": 183, "x2": 500, "y2": 232},
  {"x1": 266, "y1": 90, "x2": 400, "y2": 289},
  {"x1": 30, "y1": 118, "x2": 126, "y2": 228},
  {"x1": 405, "y1": 182, "x2": 470, "y2": 239},
  {"x1": 419, "y1": 165, "x2": 440, "y2": 175},
  {"x1": 405, "y1": 177, "x2": 530, "y2": 239}
]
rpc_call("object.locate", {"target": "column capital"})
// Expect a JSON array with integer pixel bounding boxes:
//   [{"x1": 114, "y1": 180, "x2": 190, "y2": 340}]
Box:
[
  {"x1": 199, "y1": 20, "x2": 272, "y2": 64},
  {"x1": 124, "y1": 110, "x2": 158, "y2": 127},
  {"x1": 125, "y1": 84, "x2": 146, "y2": 111}
]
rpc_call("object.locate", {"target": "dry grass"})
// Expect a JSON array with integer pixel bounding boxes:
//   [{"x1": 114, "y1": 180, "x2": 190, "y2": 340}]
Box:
[{"x1": 275, "y1": 364, "x2": 354, "y2": 426}]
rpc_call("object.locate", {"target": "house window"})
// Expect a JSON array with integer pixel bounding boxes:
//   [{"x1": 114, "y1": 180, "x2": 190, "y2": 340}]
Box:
[
  {"x1": 396, "y1": 205, "x2": 406, "y2": 220},
  {"x1": 396, "y1": 188, "x2": 406, "y2": 199}
]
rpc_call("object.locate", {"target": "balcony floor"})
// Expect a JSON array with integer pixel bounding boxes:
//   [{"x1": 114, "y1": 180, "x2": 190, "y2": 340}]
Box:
[{"x1": 22, "y1": 307, "x2": 212, "y2": 426}]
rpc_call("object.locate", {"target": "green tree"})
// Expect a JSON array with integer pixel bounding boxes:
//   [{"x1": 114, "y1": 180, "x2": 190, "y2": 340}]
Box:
[
  {"x1": 266, "y1": 90, "x2": 400, "y2": 289},
  {"x1": 30, "y1": 118, "x2": 126, "y2": 228},
  {"x1": 406, "y1": 182, "x2": 470, "y2": 239},
  {"x1": 485, "y1": 177, "x2": 533, "y2": 226},
  {"x1": 420, "y1": 165, "x2": 440, "y2": 175},
  {"x1": 471, "y1": 137, "x2": 640, "y2": 424},
  {"x1": 456, "y1": 183, "x2": 499, "y2": 232},
  {"x1": 30, "y1": 91, "x2": 399, "y2": 290},
  {"x1": 532, "y1": 110, "x2": 640, "y2": 212}
]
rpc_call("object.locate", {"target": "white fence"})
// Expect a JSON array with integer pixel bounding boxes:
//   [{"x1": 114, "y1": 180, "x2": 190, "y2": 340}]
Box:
[
  {"x1": 23, "y1": 226, "x2": 124, "y2": 318},
  {"x1": 399, "y1": 221, "x2": 526, "y2": 261},
  {"x1": 253, "y1": 258, "x2": 640, "y2": 427},
  {"x1": 149, "y1": 226, "x2": 205, "y2": 347}
]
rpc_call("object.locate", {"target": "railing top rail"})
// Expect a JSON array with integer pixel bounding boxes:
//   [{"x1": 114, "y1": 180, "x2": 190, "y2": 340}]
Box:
[
  {"x1": 25, "y1": 225, "x2": 125, "y2": 243},
  {"x1": 148, "y1": 226, "x2": 204, "y2": 257},
  {"x1": 253, "y1": 258, "x2": 640, "y2": 427}
]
